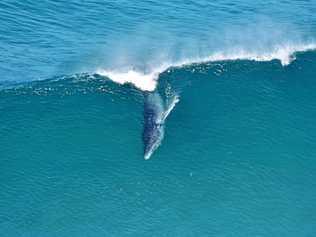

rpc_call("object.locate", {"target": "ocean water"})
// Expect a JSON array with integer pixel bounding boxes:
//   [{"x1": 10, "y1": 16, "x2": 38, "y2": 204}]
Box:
[{"x1": 1, "y1": 0, "x2": 316, "y2": 236}]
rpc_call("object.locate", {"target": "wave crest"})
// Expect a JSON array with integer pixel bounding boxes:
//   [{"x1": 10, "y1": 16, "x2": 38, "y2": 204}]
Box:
[
  {"x1": 96, "y1": 69, "x2": 160, "y2": 91},
  {"x1": 96, "y1": 43, "x2": 316, "y2": 91}
]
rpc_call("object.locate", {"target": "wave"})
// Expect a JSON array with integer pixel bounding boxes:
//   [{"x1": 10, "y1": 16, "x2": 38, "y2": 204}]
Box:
[{"x1": 96, "y1": 43, "x2": 316, "y2": 91}]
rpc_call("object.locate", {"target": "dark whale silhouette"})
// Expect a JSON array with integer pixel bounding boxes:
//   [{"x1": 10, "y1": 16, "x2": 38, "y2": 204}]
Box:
[
  {"x1": 142, "y1": 92, "x2": 179, "y2": 159},
  {"x1": 143, "y1": 92, "x2": 164, "y2": 159}
]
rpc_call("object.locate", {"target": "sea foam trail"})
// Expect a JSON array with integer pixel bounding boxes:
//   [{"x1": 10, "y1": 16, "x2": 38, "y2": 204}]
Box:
[{"x1": 96, "y1": 43, "x2": 316, "y2": 91}]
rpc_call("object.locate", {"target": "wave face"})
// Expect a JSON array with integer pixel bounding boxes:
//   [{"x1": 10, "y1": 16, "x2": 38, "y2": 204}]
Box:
[{"x1": 1, "y1": 49, "x2": 316, "y2": 237}]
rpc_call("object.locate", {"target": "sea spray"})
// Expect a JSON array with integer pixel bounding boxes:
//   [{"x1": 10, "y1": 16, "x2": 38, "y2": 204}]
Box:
[{"x1": 97, "y1": 43, "x2": 316, "y2": 92}]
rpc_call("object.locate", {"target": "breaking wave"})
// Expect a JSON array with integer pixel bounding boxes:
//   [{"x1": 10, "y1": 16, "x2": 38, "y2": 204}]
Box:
[{"x1": 96, "y1": 43, "x2": 316, "y2": 91}]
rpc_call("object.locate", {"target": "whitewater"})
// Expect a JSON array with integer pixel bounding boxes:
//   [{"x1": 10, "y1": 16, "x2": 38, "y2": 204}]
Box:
[{"x1": 97, "y1": 43, "x2": 316, "y2": 91}]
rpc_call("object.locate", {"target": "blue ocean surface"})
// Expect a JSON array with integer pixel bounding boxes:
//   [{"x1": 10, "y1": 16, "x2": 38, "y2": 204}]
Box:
[{"x1": 1, "y1": 0, "x2": 316, "y2": 236}]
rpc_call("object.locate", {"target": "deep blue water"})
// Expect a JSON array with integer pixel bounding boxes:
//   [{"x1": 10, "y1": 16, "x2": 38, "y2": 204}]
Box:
[{"x1": 1, "y1": 1, "x2": 316, "y2": 236}]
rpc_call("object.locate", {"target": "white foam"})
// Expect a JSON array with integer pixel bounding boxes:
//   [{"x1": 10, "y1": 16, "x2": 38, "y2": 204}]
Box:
[
  {"x1": 203, "y1": 43, "x2": 316, "y2": 66},
  {"x1": 96, "y1": 43, "x2": 316, "y2": 91},
  {"x1": 96, "y1": 69, "x2": 159, "y2": 91}
]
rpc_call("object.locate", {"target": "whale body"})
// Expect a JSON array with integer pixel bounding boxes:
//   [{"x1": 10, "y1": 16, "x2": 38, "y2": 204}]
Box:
[
  {"x1": 142, "y1": 92, "x2": 179, "y2": 160},
  {"x1": 142, "y1": 92, "x2": 164, "y2": 160}
]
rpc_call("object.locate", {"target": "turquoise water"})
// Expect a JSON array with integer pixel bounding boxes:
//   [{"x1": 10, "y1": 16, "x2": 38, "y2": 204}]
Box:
[{"x1": 1, "y1": 1, "x2": 316, "y2": 236}]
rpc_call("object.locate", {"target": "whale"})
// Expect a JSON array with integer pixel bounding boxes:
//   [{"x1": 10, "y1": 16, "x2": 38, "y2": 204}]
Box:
[
  {"x1": 142, "y1": 92, "x2": 164, "y2": 160},
  {"x1": 142, "y1": 92, "x2": 179, "y2": 160}
]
